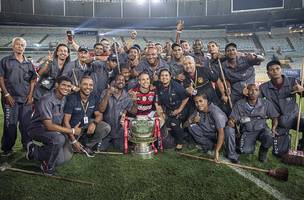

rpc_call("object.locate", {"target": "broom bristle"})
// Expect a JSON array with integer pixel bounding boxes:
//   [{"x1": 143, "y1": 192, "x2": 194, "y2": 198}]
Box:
[
  {"x1": 267, "y1": 168, "x2": 289, "y2": 181},
  {"x1": 282, "y1": 150, "x2": 304, "y2": 166}
]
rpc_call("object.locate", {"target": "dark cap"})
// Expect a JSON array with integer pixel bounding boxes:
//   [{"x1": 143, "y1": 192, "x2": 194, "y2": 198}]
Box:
[
  {"x1": 78, "y1": 46, "x2": 89, "y2": 52},
  {"x1": 225, "y1": 42, "x2": 237, "y2": 51},
  {"x1": 171, "y1": 43, "x2": 182, "y2": 50},
  {"x1": 107, "y1": 54, "x2": 118, "y2": 62}
]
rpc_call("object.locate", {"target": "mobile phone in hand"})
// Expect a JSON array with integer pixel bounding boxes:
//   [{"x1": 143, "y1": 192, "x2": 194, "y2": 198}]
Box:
[{"x1": 67, "y1": 31, "x2": 73, "y2": 42}]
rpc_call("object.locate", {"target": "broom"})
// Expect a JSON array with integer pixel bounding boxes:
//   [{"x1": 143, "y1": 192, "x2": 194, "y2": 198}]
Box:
[
  {"x1": 282, "y1": 59, "x2": 304, "y2": 166},
  {"x1": 177, "y1": 152, "x2": 288, "y2": 181},
  {"x1": 0, "y1": 162, "x2": 95, "y2": 186}
]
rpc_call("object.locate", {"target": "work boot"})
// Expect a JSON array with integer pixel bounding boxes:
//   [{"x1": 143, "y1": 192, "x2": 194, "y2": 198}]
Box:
[{"x1": 258, "y1": 146, "x2": 268, "y2": 163}]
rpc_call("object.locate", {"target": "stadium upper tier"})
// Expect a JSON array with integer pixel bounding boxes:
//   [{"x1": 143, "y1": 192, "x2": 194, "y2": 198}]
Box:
[{"x1": 0, "y1": 27, "x2": 303, "y2": 53}]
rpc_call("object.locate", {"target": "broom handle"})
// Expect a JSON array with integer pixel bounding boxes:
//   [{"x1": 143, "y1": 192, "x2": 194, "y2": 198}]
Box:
[
  {"x1": 7, "y1": 167, "x2": 95, "y2": 186},
  {"x1": 295, "y1": 60, "x2": 304, "y2": 150},
  {"x1": 217, "y1": 59, "x2": 233, "y2": 109},
  {"x1": 178, "y1": 152, "x2": 268, "y2": 173},
  {"x1": 95, "y1": 151, "x2": 124, "y2": 155}
]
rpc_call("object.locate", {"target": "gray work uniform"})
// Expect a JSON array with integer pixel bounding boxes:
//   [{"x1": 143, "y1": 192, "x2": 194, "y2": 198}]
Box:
[
  {"x1": 34, "y1": 59, "x2": 71, "y2": 100},
  {"x1": 135, "y1": 58, "x2": 169, "y2": 78},
  {"x1": 0, "y1": 54, "x2": 37, "y2": 152},
  {"x1": 226, "y1": 98, "x2": 279, "y2": 156},
  {"x1": 188, "y1": 103, "x2": 237, "y2": 159},
  {"x1": 65, "y1": 59, "x2": 92, "y2": 88},
  {"x1": 222, "y1": 55, "x2": 260, "y2": 104},
  {"x1": 168, "y1": 58, "x2": 184, "y2": 82},
  {"x1": 99, "y1": 90, "x2": 133, "y2": 151},
  {"x1": 28, "y1": 91, "x2": 72, "y2": 170},
  {"x1": 260, "y1": 75, "x2": 304, "y2": 149}
]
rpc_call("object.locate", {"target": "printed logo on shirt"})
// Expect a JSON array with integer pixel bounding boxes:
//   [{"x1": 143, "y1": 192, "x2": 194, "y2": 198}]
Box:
[
  {"x1": 74, "y1": 107, "x2": 82, "y2": 111},
  {"x1": 198, "y1": 77, "x2": 204, "y2": 84}
]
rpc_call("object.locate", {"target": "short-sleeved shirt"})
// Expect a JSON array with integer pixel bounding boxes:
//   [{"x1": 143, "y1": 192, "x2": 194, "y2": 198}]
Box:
[
  {"x1": 222, "y1": 55, "x2": 259, "y2": 103},
  {"x1": 65, "y1": 59, "x2": 92, "y2": 87},
  {"x1": 183, "y1": 67, "x2": 220, "y2": 106},
  {"x1": 129, "y1": 87, "x2": 157, "y2": 116},
  {"x1": 191, "y1": 52, "x2": 206, "y2": 68},
  {"x1": 30, "y1": 90, "x2": 66, "y2": 128},
  {"x1": 135, "y1": 58, "x2": 169, "y2": 78},
  {"x1": 156, "y1": 80, "x2": 188, "y2": 113},
  {"x1": 259, "y1": 75, "x2": 298, "y2": 116},
  {"x1": 192, "y1": 103, "x2": 227, "y2": 134},
  {"x1": 34, "y1": 59, "x2": 71, "y2": 99},
  {"x1": 168, "y1": 58, "x2": 184, "y2": 81},
  {"x1": 0, "y1": 54, "x2": 37, "y2": 103},
  {"x1": 100, "y1": 90, "x2": 133, "y2": 138},
  {"x1": 64, "y1": 92, "x2": 99, "y2": 128},
  {"x1": 230, "y1": 98, "x2": 279, "y2": 124}
]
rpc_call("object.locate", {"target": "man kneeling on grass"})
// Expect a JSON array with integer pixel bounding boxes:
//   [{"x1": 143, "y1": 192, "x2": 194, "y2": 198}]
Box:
[
  {"x1": 63, "y1": 75, "x2": 111, "y2": 154},
  {"x1": 226, "y1": 84, "x2": 279, "y2": 163},
  {"x1": 26, "y1": 76, "x2": 82, "y2": 176},
  {"x1": 187, "y1": 93, "x2": 237, "y2": 163}
]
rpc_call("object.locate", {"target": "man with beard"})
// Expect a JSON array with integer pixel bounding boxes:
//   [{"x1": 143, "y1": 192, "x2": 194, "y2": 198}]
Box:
[
  {"x1": 260, "y1": 60, "x2": 304, "y2": 152},
  {"x1": 0, "y1": 37, "x2": 37, "y2": 156},
  {"x1": 63, "y1": 76, "x2": 111, "y2": 152},
  {"x1": 192, "y1": 39, "x2": 206, "y2": 68},
  {"x1": 98, "y1": 74, "x2": 137, "y2": 151},
  {"x1": 135, "y1": 47, "x2": 169, "y2": 84},
  {"x1": 126, "y1": 46, "x2": 141, "y2": 78},
  {"x1": 169, "y1": 43, "x2": 185, "y2": 83},
  {"x1": 226, "y1": 84, "x2": 279, "y2": 163},
  {"x1": 26, "y1": 76, "x2": 82, "y2": 175},
  {"x1": 34, "y1": 43, "x2": 71, "y2": 100},
  {"x1": 222, "y1": 42, "x2": 264, "y2": 105},
  {"x1": 65, "y1": 47, "x2": 91, "y2": 92}
]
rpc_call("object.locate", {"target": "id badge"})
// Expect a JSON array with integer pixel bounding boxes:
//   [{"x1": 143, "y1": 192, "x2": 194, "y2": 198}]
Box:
[{"x1": 83, "y1": 116, "x2": 89, "y2": 124}]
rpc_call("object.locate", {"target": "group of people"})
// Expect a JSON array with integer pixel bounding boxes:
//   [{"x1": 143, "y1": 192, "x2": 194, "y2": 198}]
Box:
[{"x1": 1, "y1": 25, "x2": 304, "y2": 176}]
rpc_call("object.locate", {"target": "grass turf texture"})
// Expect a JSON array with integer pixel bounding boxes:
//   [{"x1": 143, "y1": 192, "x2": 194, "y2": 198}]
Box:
[{"x1": 0, "y1": 91, "x2": 304, "y2": 200}]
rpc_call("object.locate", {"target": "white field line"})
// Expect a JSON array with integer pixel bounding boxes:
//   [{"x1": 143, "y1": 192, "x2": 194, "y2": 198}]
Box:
[{"x1": 221, "y1": 157, "x2": 290, "y2": 200}]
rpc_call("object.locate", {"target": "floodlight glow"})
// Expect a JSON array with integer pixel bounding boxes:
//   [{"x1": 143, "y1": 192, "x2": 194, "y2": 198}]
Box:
[
  {"x1": 152, "y1": 0, "x2": 161, "y2": 3},
  {"x1": 137, "y1": 0, "x2": 146, "y2": 5}
]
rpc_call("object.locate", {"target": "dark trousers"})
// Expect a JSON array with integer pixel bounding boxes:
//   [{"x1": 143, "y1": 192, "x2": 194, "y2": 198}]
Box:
[
  {"x1": 28, "y1": 124, "x2": 72, "y2": 170},
  {"x1": 165, "y1": 115, "x2": 187, "y2": 145},
  {"x1": 1, "y1": 100, "x2": 32, "y2": 152}
]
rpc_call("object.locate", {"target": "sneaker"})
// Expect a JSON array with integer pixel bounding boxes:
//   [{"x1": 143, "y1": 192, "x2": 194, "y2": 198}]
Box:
[
  {"x1": 81, "y1": 146, "x2": 95, "y2": 158},
  {"x1": 229, "y1": 158, "x2": 240, "y2": 164},
  {"x1": 40, "y1": 161, "x2": 55, "y2": 176},
  {"x1": 258, "y1": 147, "x2": 268, "y2": 163},
  {"x1": 26, "y1": 142, "x2": 36, "y2": 160},
  {"x1": 1, "y1": 150, "x2": 13, "y2": 157}
]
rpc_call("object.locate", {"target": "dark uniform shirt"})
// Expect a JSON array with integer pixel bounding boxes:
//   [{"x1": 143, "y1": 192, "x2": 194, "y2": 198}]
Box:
[
  {"x1": 0, "y1": 54, "x2": 37, "y2": 103},
  {"x1": 65, "y1": 59, "x2": 92, "y2": 87},
  {"x1": 64, "y1": 92, "x2": 99, "y2": 128},
  {"x1": 191, "y1": 52, "x2": 206, "y2": 68},
  {"x1": 30, "y1": 91, "x2": 66, "y2": 127},
  {"x1": 183, "y1": 67, "x2": 221, "y2": 106},
  {"x1": 156, "y1": 80, "x2": 188, "y2": 114}
]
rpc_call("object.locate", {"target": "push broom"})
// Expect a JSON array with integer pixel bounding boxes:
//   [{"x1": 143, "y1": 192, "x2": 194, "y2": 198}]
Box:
[
  {"x1": 177, "y1": 152, "x2": 289, "y2": 181},
  {"x1": 282, "y1": 59, "x2": 304, "y2": 166}
]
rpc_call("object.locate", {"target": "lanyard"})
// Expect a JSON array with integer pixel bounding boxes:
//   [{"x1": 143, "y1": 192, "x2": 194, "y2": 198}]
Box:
[
  {"x1": 190, "y1": 70, "x2": 198, "y2": 88},
  {"x1": 81, "y1": 100, "x2": 89, "y2": 116}
]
